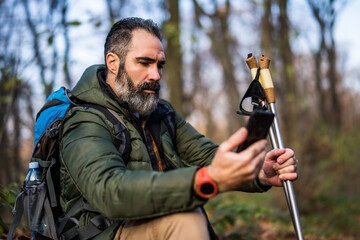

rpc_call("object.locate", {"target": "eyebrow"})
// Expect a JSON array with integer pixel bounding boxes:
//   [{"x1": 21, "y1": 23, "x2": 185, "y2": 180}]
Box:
[{"x1": 136, "y1": 57, "x2": 166, "y2": 65}]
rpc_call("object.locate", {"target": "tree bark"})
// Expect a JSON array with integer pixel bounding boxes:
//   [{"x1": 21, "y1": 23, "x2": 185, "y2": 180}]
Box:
[
  {"x1": 278, "y1": 0, "x2": 297, "y2": 143},
  {"x1": 307, "y1": 0, "x2": 346, "y2": 127},
  {"x1": 261, "y1": 0, "x2": 274, "y2": 59},
  {"x1": 163, "y1": 0, "x2": 185, "y2": 116}
]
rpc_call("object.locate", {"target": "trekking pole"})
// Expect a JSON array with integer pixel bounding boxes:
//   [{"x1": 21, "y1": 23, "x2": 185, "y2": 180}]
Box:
[
  {"x1": 245, "y1": 54, "x2": 279, "y2": 148},
  {"x1": 257, "y1": 55, "x2": 304, "y2": 240},
  {"x1": 246, "y1": 53, "x2": 292, "y2": 216}
]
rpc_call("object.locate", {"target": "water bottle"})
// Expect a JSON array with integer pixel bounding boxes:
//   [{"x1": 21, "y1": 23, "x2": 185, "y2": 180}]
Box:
[
  {"x1": 24, "y1": 162, "x2": 42, "y2": 188},
  {"x1": 23, "y1": 162, "x2": 45, "y2": 238}
]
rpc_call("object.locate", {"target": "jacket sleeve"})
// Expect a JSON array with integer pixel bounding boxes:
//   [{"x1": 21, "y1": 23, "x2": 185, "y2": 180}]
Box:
[
  {"x1": 173, "y1": 111, "x2": 218, "y2": 167},
  {"x1": 60, "y1": 108, "x2": 207, "y2": 221}
]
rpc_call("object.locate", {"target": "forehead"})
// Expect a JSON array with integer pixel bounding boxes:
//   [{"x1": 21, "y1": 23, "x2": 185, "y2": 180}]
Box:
[{"x1": 126, "y1": 29, "x2": 165, "y2": 59}]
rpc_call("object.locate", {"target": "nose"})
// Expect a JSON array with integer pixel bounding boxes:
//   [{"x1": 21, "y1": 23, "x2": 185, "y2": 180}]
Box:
[{"x1": 148, "y1": 65, "x2": 161, "y2": 82}]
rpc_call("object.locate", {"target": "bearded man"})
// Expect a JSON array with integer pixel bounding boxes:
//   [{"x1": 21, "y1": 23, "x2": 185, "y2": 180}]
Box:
[{"x1": 59, "y1": 17, "x2": 298, "y2": 240}]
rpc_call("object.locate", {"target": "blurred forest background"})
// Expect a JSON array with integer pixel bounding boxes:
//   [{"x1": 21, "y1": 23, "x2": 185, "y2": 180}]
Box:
[{"x1": 1, "y1": 0, "x2": 360, "y2": 239}]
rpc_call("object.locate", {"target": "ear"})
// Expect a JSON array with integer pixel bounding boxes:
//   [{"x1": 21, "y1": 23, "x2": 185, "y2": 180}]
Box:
[{"x1": 106, "y1": 52, "x2": 120, "y2": 75}]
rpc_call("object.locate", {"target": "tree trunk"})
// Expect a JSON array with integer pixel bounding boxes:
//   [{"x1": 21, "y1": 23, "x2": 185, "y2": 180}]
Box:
[
  {"x1": 327, "y1": 32, "x2": 341, "y2": 126},
  {"x1": 307, "y1": 0, "x2": 345, "y2": 127},
  {"x1": 211, "y1": 6, "x2": 241, "y2": 135},
  {"x1": 278, "y1": 0, "x2": 297, "y2": 143},
  {"x1": 261, "y1": 0, "x2": 274, "y2": 59},
  {"x1": 163, "y1": 0, "x2": 185, "y2": 116},
  {"x1": 60, "y1": 0, "x2": 73, "y2": 86}
]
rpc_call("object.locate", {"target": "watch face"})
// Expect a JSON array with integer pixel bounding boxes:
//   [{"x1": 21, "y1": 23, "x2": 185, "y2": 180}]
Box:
[{"x1": 200, "y1": 182, "x2": 215, "y2": 195}]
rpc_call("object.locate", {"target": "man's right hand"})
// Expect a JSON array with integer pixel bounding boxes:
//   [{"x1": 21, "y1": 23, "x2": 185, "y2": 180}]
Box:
[{"x1": 207, "y1": 127, "x2": 267, "y2": 193}]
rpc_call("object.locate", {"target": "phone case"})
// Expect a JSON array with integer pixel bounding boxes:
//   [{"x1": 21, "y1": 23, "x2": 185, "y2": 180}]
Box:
[{"x1": 236, "y1": 110, "x2": 274, "y2": 152}]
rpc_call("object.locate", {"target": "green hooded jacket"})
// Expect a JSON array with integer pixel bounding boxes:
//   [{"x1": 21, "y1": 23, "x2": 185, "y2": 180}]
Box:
[{"x1": 59, "y1": 65, "x2": 269, "y2": 239}]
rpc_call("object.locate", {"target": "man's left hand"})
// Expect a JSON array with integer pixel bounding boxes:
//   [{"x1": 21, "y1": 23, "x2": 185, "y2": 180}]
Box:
[{"x1": 258, "y1": 148, "x2": 298, "y2": 187}]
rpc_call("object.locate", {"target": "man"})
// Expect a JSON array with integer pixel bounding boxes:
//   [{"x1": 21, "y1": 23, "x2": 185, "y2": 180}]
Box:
[{"x1": 59, "y1": 17, "x2": 297, "y2": 239}]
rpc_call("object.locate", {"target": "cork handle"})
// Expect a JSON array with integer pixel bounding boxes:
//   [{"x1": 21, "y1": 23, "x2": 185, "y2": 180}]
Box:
[
  {"x1": 258, "y1": 56, "x2": 276, "y2": 103},
  {"x1": 245, "y1": 54, "x2": 258, "y2": 80}
]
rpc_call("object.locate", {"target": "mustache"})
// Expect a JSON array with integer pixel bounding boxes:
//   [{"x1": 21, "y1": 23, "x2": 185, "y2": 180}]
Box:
[{"x1": 136, "y1": 81, "x2": 160, "y2": 93}]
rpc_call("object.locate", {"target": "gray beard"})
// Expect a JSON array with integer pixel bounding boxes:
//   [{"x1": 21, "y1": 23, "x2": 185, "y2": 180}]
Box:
[{"x1": 114, "y1": 69, "x2": 159, "y2": 116}]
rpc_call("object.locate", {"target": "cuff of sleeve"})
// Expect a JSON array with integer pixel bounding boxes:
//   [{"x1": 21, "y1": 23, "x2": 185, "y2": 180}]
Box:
[
  {"x1": 238, "y1": 177, "x2": 272, "y2": 193},
  {"x1": 255, "y1": 177, "x2": 272, "y2": 192}
]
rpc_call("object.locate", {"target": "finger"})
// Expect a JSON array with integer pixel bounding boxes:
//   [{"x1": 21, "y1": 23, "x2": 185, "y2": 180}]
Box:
[
  {"x1": 265, "y1": 148, "x2": 286, "y2": 160},
  {"x1": 279, "y1": 172, "x2": 298, "y2": 181},
  {"x1": 250, "y1": 148, "x2": 267, "y2": 176},
  {"x1": 273, "y1": 156, "x2": 297, "y2": 170},
  {"x1": 242, "y1": 148, "x2": 266, "y2": 179},
  {"x1": 277, "y1": 148, "x2": 295, "y2": 164},
  {"x1": 254, "y1": 150, "x2": 266, "y2": 172},
  {"x1": 276, "y1": 164, "x2": 297, "y2": 175},
  {"x1": 242, "y1": 139, "x2": 267, "y2": 159},
  {"x1": 220, "y1": 128, "x2": 248, "y2": 152}
]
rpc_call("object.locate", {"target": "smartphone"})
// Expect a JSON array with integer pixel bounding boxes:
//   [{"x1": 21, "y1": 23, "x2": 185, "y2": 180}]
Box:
[{"x1": 236, "y1": 110, "x2": 274, "y2": 152}]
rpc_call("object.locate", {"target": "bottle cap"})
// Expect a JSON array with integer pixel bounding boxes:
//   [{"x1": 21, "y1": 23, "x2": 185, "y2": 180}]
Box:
[{"x1": 29, "y1": 162, "x2": 39, "y2": 169}]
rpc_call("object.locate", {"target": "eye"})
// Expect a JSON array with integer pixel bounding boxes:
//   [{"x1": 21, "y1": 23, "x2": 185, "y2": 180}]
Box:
[
  {"x1": 140, "y1": 62, "x2": 149, "y2": 66},
  {"x1": 158, "y1": 64, "x2": 164, "y2": 70}
]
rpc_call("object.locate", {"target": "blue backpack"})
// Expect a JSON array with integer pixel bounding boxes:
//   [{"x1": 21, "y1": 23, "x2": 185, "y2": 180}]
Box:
[{"x1": 8, "y1": 87, "x2": 133, "y2": 240}]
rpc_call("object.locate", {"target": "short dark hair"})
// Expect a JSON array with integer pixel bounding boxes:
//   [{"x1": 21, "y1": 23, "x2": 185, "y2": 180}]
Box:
[{"x1": 104, "y1": 17, "x2": 162, "y2": 72}]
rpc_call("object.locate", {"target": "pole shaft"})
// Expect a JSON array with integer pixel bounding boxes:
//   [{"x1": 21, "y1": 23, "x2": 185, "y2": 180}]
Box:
[
  {"x1": 269, "y1": 103, "x2": 304, "y2": 240},
  {"x1": 268, "y1": 125, "x2": 279, "y2": 149}
]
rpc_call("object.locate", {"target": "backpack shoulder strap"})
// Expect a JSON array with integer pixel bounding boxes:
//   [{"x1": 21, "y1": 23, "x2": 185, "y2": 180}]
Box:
[{"x1": 79, "y1": 103, "x2": 131, "y2": 164}]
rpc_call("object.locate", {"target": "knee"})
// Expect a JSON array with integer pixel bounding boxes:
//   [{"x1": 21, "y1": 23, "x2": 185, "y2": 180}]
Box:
[
  {"x1": 171, "y1": 208, "x2": 207, "y2": 226},
  {"x1": 161, "y1": 208, "x2": 210, "y2": 239}
]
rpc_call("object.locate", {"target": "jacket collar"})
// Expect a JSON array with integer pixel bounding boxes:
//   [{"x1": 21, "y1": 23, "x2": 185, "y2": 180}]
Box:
[{"x1": 97, "y1": 68, "x2": 129, "y2": 110}]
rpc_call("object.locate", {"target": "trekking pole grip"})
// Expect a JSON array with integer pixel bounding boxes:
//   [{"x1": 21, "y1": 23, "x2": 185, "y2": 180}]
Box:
[
  {"x1": 245, "y1": 54, "x2": 258, "y2": 79},
  {"x1": 258, "y1": 56, "x2": 275, "y2": 103}
]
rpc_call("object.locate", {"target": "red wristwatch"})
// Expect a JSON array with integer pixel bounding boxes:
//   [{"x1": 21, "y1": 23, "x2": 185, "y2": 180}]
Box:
[{"x1": 195, "y1": 167, "x2": 218, "y2": 199}]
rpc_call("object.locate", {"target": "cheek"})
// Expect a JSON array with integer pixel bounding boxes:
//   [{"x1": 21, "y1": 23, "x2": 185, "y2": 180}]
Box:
[
  {"x1": 125, "y1": 67, "x2": 145, "y2": 87},
  {"x1": 129, "y1": 73, "x2": 144, "y2": 87}
]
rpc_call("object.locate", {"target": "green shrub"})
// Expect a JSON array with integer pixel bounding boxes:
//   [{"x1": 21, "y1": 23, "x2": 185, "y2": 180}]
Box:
[{"x1": 0, "y1": 183, "x2": 20, "y2": 234}]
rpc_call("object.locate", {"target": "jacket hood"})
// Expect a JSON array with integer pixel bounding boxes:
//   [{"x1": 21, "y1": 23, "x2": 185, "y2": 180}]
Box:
[{"x1": 71, "y1": 64, "x2": 128, "y2": 112}]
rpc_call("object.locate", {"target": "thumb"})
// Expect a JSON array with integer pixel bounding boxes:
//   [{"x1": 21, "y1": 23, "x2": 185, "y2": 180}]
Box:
[{"x1": 219, "y1": 128, "x2": 248, "y2": 152}]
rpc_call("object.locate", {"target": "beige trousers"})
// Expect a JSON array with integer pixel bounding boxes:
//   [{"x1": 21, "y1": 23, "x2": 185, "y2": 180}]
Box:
[{"x1": 114, "y1": 208, "x2": 210, "y2": 240}]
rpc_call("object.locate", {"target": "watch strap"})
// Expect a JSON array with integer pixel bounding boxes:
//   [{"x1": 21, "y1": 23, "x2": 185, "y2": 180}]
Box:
[{"x1": 195, "y1": 167, "x2": 218, "y2": 199}]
